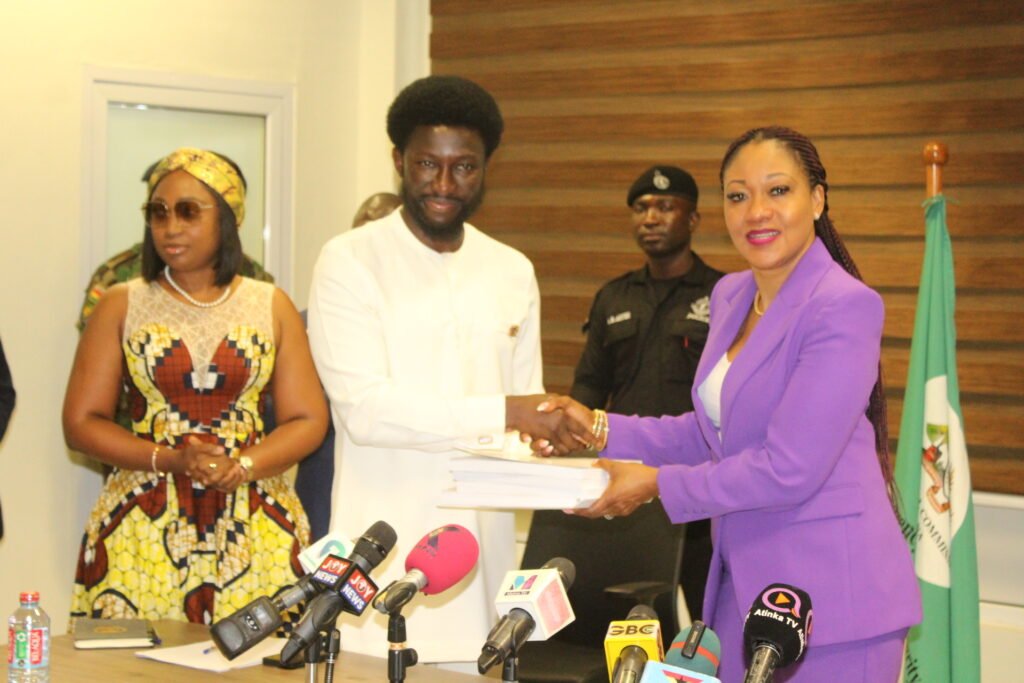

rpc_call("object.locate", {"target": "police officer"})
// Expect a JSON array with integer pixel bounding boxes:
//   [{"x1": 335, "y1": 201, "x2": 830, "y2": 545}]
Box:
[{"x1": 570, "y1": 165, "x2": 724, "y2": 620}]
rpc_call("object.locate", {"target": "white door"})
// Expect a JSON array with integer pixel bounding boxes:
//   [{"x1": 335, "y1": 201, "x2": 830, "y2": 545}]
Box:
[{"x1": 82, "y1": 67, "x2": 295, "y2": 291}]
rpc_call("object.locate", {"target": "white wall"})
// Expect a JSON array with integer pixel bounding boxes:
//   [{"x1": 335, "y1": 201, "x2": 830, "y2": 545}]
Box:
[
  {"x1": 0, "y1": 0, "x2": 427, "y2": 634},
  {"x1": 975, "y1": 493, "x2": 1024, "y2": 681}
]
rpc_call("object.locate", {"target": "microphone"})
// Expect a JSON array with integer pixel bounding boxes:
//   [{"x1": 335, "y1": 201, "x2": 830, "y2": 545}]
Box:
[
  {"x1": 638, "y1": 621, "x2": 722, "y2": 682},
  {"x1": 373, "y1": 524, "x2": 479, "y2": 615},
  {"x1": 477, "y1": 557, "x2": 576, "y2": 674},
  {"x1": 743, "y1": 584, "x2": 813, "y2": 683},
  {"x1": 664, "y1": 621, "x2": 721, "y2": 676},
  {"x1": 210, "y1": 530, "x2": 354, "y2": 659},
  {"x1": 279, "y1": 520, "x2": 398, "y2": 663},
  {"x1": 605, "y1": 604, "x2": 664, "y2": 683},
  {"x1": 640, "y1": 662, "x2": 721, "y2": 683},
  {"x1": 298, "y1": 532, "x2": 354, "y2": 574}
]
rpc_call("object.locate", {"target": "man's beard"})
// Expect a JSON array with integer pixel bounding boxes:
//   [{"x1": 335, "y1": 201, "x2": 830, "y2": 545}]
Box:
[{"x1": 400, "y1": 182, "x2": 486, "y2": 242}]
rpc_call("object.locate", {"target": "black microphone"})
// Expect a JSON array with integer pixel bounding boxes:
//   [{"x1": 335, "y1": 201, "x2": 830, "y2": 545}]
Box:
[
  {"x1": 209, "y1": 579, "x2": 319, "y2": 659},
  {"x1": 279, "y1": 520, "x2": 397, "y2": 663},
  {"x1": 209, "y1": 530, "x2": 354, "y2": 659},
  {"x1": 608, "y1": 604, "x2": 662, "y2": 683},
  {"x1": 477, "y1": 557, "x2": 576, "y2": 674},
  {"x1": 743, "y1": 583, "x2": 813, "y2": 683}
]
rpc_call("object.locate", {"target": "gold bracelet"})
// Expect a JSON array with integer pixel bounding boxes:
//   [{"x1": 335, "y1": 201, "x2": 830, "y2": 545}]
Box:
[
  {"x1": 238, "y1": 455, "x2": 254, "y2": 483},
  {"x1": 592, "y1": 409, "x2": 609, "y2": 451},
  {"x1": 150, "y1": 445, "x2": 163, "y2": 477}
]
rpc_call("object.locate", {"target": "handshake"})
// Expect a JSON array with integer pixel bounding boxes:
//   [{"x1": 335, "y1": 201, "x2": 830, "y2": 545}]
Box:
[
  {"x1": 505, "y1": 394, "x2": 603, "y2": 457},
  {"x1": 504, "y1": 395, "x2": 660, "y2": 520}
]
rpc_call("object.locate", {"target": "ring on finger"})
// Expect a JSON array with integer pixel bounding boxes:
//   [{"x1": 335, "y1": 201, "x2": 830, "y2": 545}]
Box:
[
  {"x1": 603, "y1": 514, "x2": 614, "y2": 520},
  {"x1": 208, "y1": 462, "x2": 218, "y2": 470}
]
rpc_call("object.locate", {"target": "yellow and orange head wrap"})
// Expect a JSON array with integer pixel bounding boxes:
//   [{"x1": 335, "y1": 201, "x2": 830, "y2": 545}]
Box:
[{"x1": 147, "y1": 148, "x2": 246, "y2": 227}]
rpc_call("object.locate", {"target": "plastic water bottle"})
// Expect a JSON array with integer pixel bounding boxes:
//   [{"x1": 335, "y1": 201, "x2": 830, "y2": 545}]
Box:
[{"x1": 7, "y1": 592, "x2": 49, "y2": 683}]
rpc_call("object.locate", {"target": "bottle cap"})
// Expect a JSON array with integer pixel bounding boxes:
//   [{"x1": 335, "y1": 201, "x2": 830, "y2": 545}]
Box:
[{"x1": 19, "y1": 591, "x2": 39, "y2": 602}]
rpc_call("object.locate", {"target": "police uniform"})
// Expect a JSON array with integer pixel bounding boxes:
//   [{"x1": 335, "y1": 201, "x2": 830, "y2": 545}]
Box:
[
  {"x1": 569, "y1": 165, "x2": 724, "y2": 621},
  {"x1": 570, "y1": 256, "x2": 721, "y2": 418}
]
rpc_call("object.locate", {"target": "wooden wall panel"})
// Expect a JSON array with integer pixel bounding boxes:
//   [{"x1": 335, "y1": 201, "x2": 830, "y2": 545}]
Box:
[{"x1": 431, "y1": 0, "x2": 1024, "y2": 493}]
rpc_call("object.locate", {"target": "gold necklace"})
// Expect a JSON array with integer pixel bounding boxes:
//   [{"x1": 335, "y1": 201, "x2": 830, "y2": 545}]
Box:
[{"x1": 753, "y1": 291, "x2": 766, "y2": 316}]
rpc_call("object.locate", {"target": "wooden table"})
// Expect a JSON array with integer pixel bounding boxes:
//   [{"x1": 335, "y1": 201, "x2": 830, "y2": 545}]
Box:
[{"x1": 13, "y1": 620, "x2": 492, "y2": 681}]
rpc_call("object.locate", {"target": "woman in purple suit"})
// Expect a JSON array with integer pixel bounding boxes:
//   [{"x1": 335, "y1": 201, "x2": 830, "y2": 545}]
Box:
[{"x1": 535, "y1": 127, "x2": 921, "y2": 682}]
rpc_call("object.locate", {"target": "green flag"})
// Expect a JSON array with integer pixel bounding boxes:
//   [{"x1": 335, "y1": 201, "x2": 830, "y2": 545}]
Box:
[{"x1": 895, "y1": 195, "x2": 981, "y2": 682}]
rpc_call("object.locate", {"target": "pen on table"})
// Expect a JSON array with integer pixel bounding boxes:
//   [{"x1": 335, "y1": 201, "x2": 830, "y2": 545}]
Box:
[{"x1": 203, "y1": 645, "x2": 216, "y2": 654}]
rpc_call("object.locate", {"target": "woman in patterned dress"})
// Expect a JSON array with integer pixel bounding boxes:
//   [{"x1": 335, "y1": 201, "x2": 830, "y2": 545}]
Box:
[{"x1": 64, "y1": 148, "x2": 328, "y2": 625}]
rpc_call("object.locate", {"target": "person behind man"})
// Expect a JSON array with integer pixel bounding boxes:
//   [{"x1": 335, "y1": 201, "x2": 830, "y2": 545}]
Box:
[
  {"x1": 293, "y1": 191, "x2": 401, "y2": 541},
  {"x1": 307, "y1": 75, "x2": 569, "y2": 670},
  {"x1": 350, "y1": 191, "x2": 401, "y2": 229},
  {"x1": 569, "y1": 165, "x2": 723, "y2": 622}
]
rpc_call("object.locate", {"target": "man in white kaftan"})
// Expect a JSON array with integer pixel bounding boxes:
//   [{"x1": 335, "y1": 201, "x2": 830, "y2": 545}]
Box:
[
  {"x1": 307, "y1": 75, "x2": 563, "y2": 667},
  {"x1": 307, "y1": 210, "x2": 541, "y2": 661}
]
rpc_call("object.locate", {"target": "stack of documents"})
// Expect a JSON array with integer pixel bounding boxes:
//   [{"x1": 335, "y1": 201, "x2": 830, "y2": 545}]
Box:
[{"x1": 441, "y1": 439, "x2": 609, "y2": 509}]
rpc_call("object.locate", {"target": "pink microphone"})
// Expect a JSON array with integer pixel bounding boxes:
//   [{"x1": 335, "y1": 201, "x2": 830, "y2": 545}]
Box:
[{"x1": 373, "y1": 524, "x2": 479, "y2": 614}]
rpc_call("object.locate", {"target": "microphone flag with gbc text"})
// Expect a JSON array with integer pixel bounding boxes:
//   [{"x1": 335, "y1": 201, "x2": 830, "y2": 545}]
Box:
[
  {"x1": 743, "y1": 583, "x2": 813, "y2": 683},
  {"x1": 605, "y1": 603, "x2": 663, "y2": 683}
]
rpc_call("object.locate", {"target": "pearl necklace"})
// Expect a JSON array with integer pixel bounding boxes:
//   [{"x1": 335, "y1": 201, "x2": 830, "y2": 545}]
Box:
[{"x1": 163, "y1": 266, "x2": 232, "y2": 308}]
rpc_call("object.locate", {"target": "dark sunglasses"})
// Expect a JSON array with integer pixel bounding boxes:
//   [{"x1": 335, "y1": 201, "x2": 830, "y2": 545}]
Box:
[{"x1": 141, "y1": 199, "x2": 215, "y2": 227}]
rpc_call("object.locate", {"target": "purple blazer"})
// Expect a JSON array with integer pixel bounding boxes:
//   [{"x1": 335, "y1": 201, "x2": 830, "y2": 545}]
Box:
[{"x1": 604, "y1": 238, "x2": 921, "y2": 646}]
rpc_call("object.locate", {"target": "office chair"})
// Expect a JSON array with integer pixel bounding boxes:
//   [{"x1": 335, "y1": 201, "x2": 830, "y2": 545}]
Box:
[{"x1": 516, "y1": 499, "x2": 686, "y2": 683}]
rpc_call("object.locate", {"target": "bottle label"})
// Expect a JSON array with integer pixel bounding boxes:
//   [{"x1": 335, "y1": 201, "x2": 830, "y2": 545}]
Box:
[{"x1": 8, "y1": 626, "x2": 48, "y2": 668}]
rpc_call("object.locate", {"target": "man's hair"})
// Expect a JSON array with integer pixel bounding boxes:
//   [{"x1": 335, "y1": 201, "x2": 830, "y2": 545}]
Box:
[{"x1": 387, "y1": 75, "x2": 504, "y2": 158}]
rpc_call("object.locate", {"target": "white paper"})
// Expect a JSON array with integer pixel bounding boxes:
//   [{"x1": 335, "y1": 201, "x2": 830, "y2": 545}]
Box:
[
  {"x1": 455, "y1": 431, "x2": 602, "y2": 462},
  {"x1": 438, "y1": 488, "x2": 602, "y2": 510},
  {"x1": 441, "y1": 452, "x2": 611, "y2": 510},
  {"x1": 135, "y1": 637, "x2": 285, "y2": 672}
]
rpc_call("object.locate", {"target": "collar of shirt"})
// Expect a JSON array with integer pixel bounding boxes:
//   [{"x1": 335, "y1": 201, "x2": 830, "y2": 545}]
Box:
[{"x1": 626, "y1": 252, "x2": 715, "y2": 289}]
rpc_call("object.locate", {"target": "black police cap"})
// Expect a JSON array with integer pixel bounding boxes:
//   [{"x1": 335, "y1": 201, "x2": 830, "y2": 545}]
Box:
[{"x1": 626, "y1": 165, "x2": 699, "y2": 206}]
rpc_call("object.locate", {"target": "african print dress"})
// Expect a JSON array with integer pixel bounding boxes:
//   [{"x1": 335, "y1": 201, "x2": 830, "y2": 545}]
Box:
[{"x1": 71, "y1": 277, "x2": 310, "y2": 625}]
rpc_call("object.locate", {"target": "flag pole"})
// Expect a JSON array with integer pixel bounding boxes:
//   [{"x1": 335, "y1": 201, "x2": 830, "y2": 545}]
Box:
[
  {"x1": 923, "y1": 141, "x2": 947, "y2": 198},
  {"x1": 898, "y1": 140, "x2": 982, "y2": 683}
]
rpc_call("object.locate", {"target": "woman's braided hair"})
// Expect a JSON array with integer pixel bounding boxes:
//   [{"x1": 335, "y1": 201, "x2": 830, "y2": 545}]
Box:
[{"x1": 719, "y1": 126, "x2": 895, "y2": 503}]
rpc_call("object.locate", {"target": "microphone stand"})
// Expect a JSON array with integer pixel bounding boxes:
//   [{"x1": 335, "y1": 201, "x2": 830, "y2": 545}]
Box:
[
  {"x1": 478, "y1": 615, "x2": 531, "y2": 683},
  {"x1": 502, "y1": 654, "x2": 520, "y2": 683},
  {"x1": 387, "y1": 610, "x2": 418, "y2": 683},
  {"x1": 323, "y1": 629, "x2": 341, "y2": 683},
  {"x1": 297, "y1": 621, "x2": 341, "y2": 683},
  {"x1": 302, "y1": 629, "x2": 322, "y2": 683}
]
